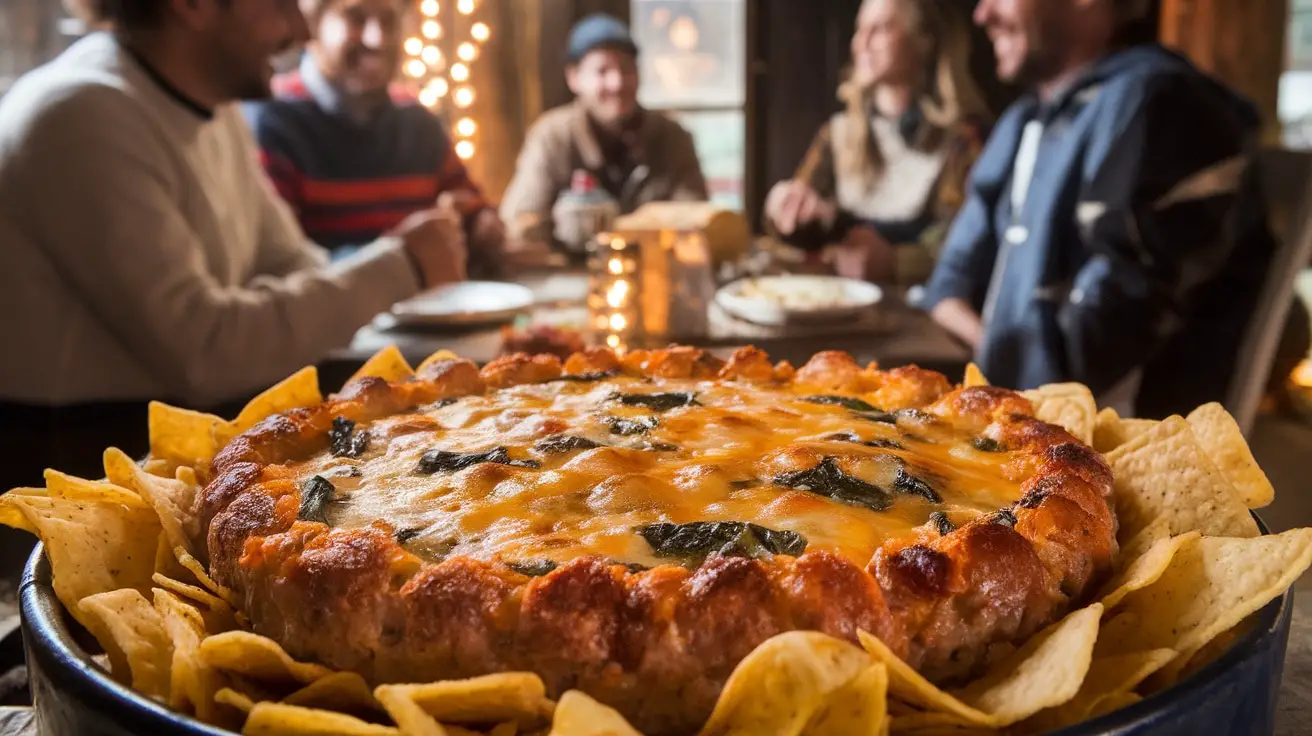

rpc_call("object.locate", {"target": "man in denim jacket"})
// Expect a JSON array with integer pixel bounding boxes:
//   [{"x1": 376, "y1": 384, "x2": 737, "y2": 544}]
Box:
[{"x1": 923, "y1": 0, "x2": 1280, "y2": 418}]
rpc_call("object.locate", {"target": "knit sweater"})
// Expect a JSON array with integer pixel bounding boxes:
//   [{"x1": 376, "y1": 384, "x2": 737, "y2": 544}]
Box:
[
  {"x1": 0, "y1": 34, "x2": 421, "y2": 407},
  {"x1": 245, "y1": 56, "x2": 491, "y2": 255}
]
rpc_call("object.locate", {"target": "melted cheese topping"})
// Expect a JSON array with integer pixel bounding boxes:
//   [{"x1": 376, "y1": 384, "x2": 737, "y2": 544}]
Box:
[{"x1": 291, "y1": 377, "x2": 1026, "y2": 569}]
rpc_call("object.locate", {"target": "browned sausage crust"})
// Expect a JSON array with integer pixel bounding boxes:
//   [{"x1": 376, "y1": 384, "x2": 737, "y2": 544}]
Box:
[{"x1": 200, "y1": 347, "x2": 1117, "y2": 735}]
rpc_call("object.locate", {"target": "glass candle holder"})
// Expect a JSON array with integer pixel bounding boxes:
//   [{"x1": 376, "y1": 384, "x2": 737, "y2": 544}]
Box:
[{"x1": 586, "y1": 234, "x2": 642, "y2": 352}]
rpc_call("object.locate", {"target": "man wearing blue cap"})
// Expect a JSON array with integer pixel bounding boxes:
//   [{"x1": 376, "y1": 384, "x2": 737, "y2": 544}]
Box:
[{"x1": 501, "y1": 13, "x2": 709, "y2": 248}]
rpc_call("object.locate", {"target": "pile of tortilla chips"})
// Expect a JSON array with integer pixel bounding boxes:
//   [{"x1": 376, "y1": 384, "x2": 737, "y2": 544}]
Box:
[{"x1": 3, "y1": 348, "x2": 1310, "y2": 736}]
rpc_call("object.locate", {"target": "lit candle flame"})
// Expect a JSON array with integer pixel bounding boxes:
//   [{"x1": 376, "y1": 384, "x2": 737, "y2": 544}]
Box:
[
  {"x1": 606, "y1": 280, "x2": 630, "y2": 308},
  {"x1": 606, "y1": 334, "x2": 622, "y2": 349},
  {"x1": 607, "y1": 258, "x2": 624, "y2": 275}
]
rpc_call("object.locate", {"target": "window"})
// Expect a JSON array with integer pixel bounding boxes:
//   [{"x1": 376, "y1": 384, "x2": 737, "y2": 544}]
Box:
[
  {"x1": 1283, "y1": 0, "x2": 1312, "y2": 148},
  {"x1": 631, "y1": 0, "x2": 747, "y2": 210}
]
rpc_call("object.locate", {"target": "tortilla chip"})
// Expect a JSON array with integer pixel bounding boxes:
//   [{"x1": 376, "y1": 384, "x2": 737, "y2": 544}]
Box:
[
  {"x1": 175, "y1": 548, "x2": 239, "y2": 606},
  {"x1": 700, "y1": 631, "x2": 873, "y2": 735},
  {"x1": 108, "y1": 448, "x2": 200, "y2": 558},
  {"x1": 548, "y1": 691, "x2": 642, "y2": 736},
  {"x1": 1117, "y1": 517, "x2": 1172, "y2": 569},
  {"x1": 149, "y1": 401, "x2": 225, "y2": 467},
  {"x1": 860, "y1": 604, "x2": 1103, "y2": 728},
  {"x1": 6, "y1": 494, "x2": 159, "y2": 622},
  {"x1": 1016, "y1": 649, "x2": 1174, "y2": 732},
  {"x1": 79, "y1": 589, "x2": 173, "y2": 700},
  {"x1": 350, "y1": 345, "x2": 414, "y2": 384},
  {"x1": 0, "y1": 488, "x2": 45, "y2": 533},
  {"x1": 1095, "y1": 530, "x2": 1312, "y2": 671},
  {"x1": 43, "y1": 469, "x2": 147, "y2": 509},
  {"x1": 376, "y1": 673, "x2": 553, "y2": 728},
  {"x1": 801, "y1": 663, "x2": 888, "y2": 735},
  {"x1": 200, "y1": 631, "x2": 334, "y2": 685},
  {"x1": 224, "y1": 367, "x2": 322, "y2": 441},
  {"x1": 285, "y1": 672, "x2": 382, "y2": 715},
  {"x1": 1186, "y1": 403, "x2": 1273, "y2": 509},
  {"x1": 242, "y1": 702, "x2": 399, "y2": 735},
  {"x1": 417, "y1": 350, "x2": 460, "y2": 374},
  {"x1": 1022, "y1": 383, "x2": 1097, "y2": 445},
  {"x1": 963, "y1": 364, "x2": 989, "y2": 388},
  {"x1": 374, "y1": 686, "x2": 447, "y2": 736},
  {"x1": 217, "y1": 687, "x2": 257, "y2": 714},
  {"x1": 1105, "y1": 416, "x2": 1259, "y2": 541},
  {"x1": 1098, "y1": 532, "x2": 1201, "y2": 611},
  {"x1": 155, "y1": 589, "x2": 225, "y2": 723}
]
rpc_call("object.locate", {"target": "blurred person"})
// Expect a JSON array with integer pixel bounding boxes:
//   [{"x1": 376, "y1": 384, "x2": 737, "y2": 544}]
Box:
[
  {"x1": 766, "y1": 0, "x2": 989, "y2": 286},
  {"x1": 500, "y1": 13, "x2": 709, "y2": 250},
  {"x1": 0, "y1": 0, "x2": 466, "y2": 490},
  {"x1": 246, "y1": 0, "x2": 506, "y2": 276},
  {"x1": 921, "y1": 0, "x2": 1284, "y2": 419}
]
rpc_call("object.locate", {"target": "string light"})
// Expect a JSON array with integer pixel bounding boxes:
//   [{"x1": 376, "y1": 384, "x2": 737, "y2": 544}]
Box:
[{"x1": 404, "y1": 1, "x2": 488, "y2": 161}]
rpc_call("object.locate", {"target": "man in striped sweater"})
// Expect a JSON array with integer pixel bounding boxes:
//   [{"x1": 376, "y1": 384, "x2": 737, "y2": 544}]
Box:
[{"x1": 244, "y1": 0, "x2": 505, "y2": 274}]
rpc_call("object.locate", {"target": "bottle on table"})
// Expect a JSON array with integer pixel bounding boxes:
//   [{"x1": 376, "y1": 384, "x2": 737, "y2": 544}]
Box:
[{"x1": 553, "y1": 170, "x2": 620, "y2": 257}]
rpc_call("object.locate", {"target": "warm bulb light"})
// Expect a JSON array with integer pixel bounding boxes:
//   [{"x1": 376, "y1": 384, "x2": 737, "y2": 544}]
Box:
[
  {"x1": 453, "y1": 87, "x2": 474, "y2": 107},
  {"x1": 418, "y1": 88, "x2": 439, "y2": 108},
  {"x1": 422, "y1": 20, "x2": 442, "y2": 39},
  {"x1": 457, "y1": 0, "x2": 475, "y2": 14},
  {"x1": 1294, "y1": 359, "x2": 1312, "y2": 388},
  {"x1": 457, "y1": 42, "x2": 478, "y2": 61},
  {"x1": 406, "y1": 59, "x2": 427, "y2": 77},
  {"x1": 455, "y1": 118, "x2": 477, "y2": 137},
  {"x1": 421, "y1": 46, "x2": 442, "y2": 66},
  {"x1": 606, "y1": 334, "x2": 622, "y2": 349},
  {"x1": 455, "y1": 140, "x2": 475, "y2": 159},
  {"x1": 606, "y1": 280, "x2": 630, "y2": 308},
  {"x1": 471, "y1": 22, "x2": 490, "y2": 42},
  {"x1": 450, "y1": 63, "x2": 469, "y2": 82},
  {"x1": 403, "y1": 37, "x2": 423, "y2": 55},
  {"x1": 609, "y1": 237, "x2": 625, "y2": 250},
  {"x1": 430, "y1": 78, "x2": 449, "y2": 97},
  {"x1": 609, "y1": 314, "x2": 628, "y2": 331},
  {"x1": 607, "y1": 258, "x2": 624, "y2": 275},
  {"x1": 420, "y1": 0, "x2": 439, "y2": 16}
]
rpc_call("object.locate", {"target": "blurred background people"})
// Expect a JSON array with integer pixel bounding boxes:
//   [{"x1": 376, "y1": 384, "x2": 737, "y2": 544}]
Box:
[
  {"x1": 765, "y1": 0, "x2": 989, "y2": 287},
  {"x1": 922, "y1": 0, "x2": 1285, "y2": 418},
  {"x1": 0, "y1": 0, "x2": 466, "y2": 488},
  {"x1": 500, "y1": 13, "x2": 708, "y2": 251},
  {"x1": 245, "y1": 0, "x2": 506, "y2": 277}
]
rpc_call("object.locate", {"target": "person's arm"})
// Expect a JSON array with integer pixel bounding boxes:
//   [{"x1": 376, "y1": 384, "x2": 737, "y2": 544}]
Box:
[
  {"x1": 500, "y1": 118, "x2": 567, "y2": 245},
  {"x1": 667, "y1": 126, "x2": 709, "y2": 202},
  {"x1": 1056, "y1": 75, "x2": 1256, "y2": 397},
  {"x1": 919, "y1": 141, "x2": 1002, "y2": 332},
  {"x1": 12, "y1": 89, "x2": 420, "y2": 406}
]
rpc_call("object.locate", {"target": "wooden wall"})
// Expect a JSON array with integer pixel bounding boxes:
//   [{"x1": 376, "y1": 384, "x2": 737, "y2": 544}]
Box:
[{"x1": 1161, "y1": 0, "x2": 1290, "y2": 143}]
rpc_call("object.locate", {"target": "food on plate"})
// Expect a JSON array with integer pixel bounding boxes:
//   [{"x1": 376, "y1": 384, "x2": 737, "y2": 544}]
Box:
[
  {"x1": 3, "y1": 345, "x2": 1309, "y2": 736},
  {"x1": 732, "y1": 275, "x2": 857, "y2": 311},
  {"x1": 499, "y1": 323, "x2": 587, "y2": 359}
]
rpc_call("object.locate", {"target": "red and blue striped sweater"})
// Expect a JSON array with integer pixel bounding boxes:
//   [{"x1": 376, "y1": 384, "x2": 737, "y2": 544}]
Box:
[{"x1": 243, "y1": 57, "x2": 490, "y2": 257}]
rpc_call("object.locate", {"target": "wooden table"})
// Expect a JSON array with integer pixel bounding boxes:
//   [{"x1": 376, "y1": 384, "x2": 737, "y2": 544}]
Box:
[{"x1": 322, "y1": 272, "x2": 973, "y2": 388}]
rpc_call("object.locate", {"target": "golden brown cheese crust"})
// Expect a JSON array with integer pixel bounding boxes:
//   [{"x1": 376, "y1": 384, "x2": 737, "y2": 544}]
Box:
[{"x1": 200, "y1": 347, "x2": 1117, "y2": 735}]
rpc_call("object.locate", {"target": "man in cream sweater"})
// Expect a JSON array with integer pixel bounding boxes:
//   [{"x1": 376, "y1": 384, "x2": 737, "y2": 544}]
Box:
[{"x1": 0, "y1": 0, "x2": 465, "y2": 490}]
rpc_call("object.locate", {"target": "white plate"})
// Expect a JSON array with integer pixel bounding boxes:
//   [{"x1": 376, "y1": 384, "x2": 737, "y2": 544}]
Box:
[
  {"x1": 715, "y1": 275, "x2": 883, "y2": 326},
  {"x1": 386, "y1": 281, "x2": 536, "y2": 327}
]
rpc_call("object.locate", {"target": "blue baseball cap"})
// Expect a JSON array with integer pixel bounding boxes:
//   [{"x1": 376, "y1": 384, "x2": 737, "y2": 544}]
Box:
[{"x1": 566, "y1": 13, "x2": 639, "y2": 63}]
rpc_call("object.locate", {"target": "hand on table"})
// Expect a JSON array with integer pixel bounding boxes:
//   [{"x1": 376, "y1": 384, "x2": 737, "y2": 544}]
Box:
[
  {"x1": 832, "y1": 225, "x2": 896, "y2": 284},
  {"x1": 469, "y1": 208, "x2": 507, "y2": 254},
  {"x1": 765, "y1": 180, "x2": 836, "y2": 236},
  {"x1": 391, "y1": 199, "x2": 467, "y2": 289}
]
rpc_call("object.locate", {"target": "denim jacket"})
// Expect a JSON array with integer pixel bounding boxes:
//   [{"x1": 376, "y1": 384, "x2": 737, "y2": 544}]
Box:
[{"x1": 922, "y1": 44, "x2": 1277, "y2": 418}]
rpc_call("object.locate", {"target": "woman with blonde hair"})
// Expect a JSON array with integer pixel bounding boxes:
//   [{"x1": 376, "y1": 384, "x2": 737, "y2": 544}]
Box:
[{"x1": 765, "y1": 0, "x2": 989, "y2": 285}]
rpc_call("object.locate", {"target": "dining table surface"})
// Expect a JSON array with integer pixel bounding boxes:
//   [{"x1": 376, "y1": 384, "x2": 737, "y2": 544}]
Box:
[{"x1": 323, "y1": 267, "x2": 975, "y2": 384}]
